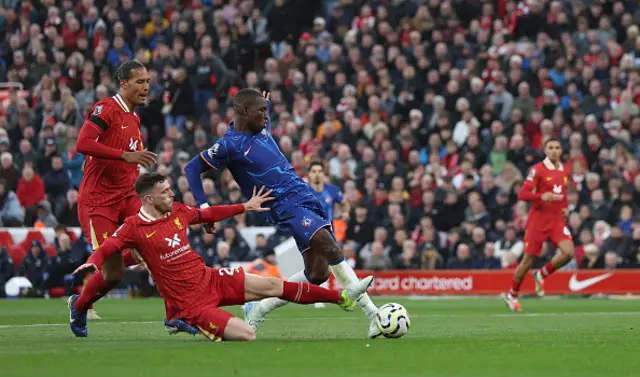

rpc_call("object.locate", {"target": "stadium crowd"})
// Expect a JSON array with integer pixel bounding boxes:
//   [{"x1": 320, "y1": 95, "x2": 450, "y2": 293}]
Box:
[{"x1": 1, "y1": 0, "x2": 640, "y2": 296}]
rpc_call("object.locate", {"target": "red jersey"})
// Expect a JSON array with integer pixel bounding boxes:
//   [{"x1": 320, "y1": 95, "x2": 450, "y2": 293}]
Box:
[
  {"x1": 518, "y1": 158, "x2": 569, "y2": 220},
  {"x1": 78, "y1": 94, "x2": 144, "y2": 207},
  {"x1": 87, "y1": 202, "x2": 245, "y2": 309}
]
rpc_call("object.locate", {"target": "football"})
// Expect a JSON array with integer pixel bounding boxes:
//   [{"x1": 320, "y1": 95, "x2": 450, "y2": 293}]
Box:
[{"x1": 375, "y1": 303, "x2": 411, "y2": 338}]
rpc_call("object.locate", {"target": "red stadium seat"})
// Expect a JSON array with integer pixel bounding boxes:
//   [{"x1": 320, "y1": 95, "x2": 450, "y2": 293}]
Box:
[
  {"x1": 44, "y1": 245, "x2": 58, "y2": 258},
  {"x1": 0, "y1": 230, "x2": 14, "y2": 247},
  {"x1": 8, "y1": 245, "x2": 26, "y2": 270},
  {"x1": 20, "y1": 230, "x2": 46, "y2": 249}
]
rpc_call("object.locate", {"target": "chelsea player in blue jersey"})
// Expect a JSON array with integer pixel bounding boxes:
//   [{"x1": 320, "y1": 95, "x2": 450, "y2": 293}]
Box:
[
  {"x1": 184, "y1": 89, "x2": 380, "y2": 337},
  {"x1": 307, "y1": 161, "x2": 351, "y2": 223}
]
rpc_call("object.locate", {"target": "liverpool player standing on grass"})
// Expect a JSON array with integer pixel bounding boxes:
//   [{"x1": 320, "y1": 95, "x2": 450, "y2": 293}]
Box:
[
  {"x1": 70, "y1": 60, "x2": 195, "y2": 337},
  {"x1": 73, "y1": 173, "x2": 374, "y2": 341},
  {"x1": 504, "y1": 138, "x2": 575, "y2": 311}
]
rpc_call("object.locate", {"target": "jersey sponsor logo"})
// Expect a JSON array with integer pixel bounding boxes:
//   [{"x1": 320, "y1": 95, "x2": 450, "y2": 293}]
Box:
[
  {"x1": 146, "y1": 231, "x2": 156, "y2": 238},
  {"x1": 563, "y1": 226, "x2": 570, "y2": 236},
  {"x1": 527, "y1": 169, "x2": 535, "y2": 181},
  {"x1": 568, "y1": 272, "x2": 613, "y2": 292},
  {"x1": 302, "y1": 217, "x2": 313, "y2": 227},
  {"x1": 165, "y1": 233, "x2": 181, "y2": 248},
  {"x1": 208, "y1": 143, "x2": 220, "y2": 159},
  {"x1": 553, "y1": 184, "x2": 562, "y2": 194},
  {"x1": 129, "y1": 138, "x2": 139, "y2": 151},
  {"x1": 93, "y1": 105, "x2": 103, "y2": 115}
]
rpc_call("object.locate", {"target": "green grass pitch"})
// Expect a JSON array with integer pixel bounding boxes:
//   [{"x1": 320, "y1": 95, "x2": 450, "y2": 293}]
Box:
[{"x1": 0, "y1": 297, "x2": 638, "y2": 377}]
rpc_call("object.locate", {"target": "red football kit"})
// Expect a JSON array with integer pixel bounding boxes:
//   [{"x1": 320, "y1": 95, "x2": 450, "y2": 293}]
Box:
[
  {"x1": 77, "y1": 94, "x2": 144, "y2": 250},
  {"x1": 87, "y1": 202, "x2": 247, "y2": 340},
  {"x1": 518, "y1": 158, "x2": 573, "y2": 256}
]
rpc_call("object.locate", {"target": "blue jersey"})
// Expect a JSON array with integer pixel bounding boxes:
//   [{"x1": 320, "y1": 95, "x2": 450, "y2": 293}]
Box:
[
  {"x1": 198, "y1": 101, "x2": 318, "y2": 224},
  {"x1": 312, "y1": 184, "x2": 344, "y2": 220}
]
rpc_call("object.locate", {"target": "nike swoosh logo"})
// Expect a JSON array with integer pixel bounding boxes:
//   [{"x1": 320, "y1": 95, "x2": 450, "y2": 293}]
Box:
[
  {"x1": 244, "y1": 145, "x2": 252, "y2": 156},
  {"x1": 568, "y1": 272, "x2": 613, "y2": 292},
  {"x1": 146, "y1": 231, "x2": 156, "y2": 238},
  {"x1": 546, "y1": 177, "x2": 552, "y2": 181},
  {"x1": 122, "y1": 125, "x2": 128, "y2": 129}
]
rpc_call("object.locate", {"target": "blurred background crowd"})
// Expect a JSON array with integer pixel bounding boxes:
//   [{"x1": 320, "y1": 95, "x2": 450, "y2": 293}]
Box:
[{"x1": 1, "y1": 0, "x2": 640, "y2": 296}]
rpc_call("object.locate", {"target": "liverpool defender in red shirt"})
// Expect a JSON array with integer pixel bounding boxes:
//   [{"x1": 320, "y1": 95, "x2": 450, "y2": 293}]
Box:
[
  {"x1": 504, "y1": 139, "x2": 575, "y2": 311},
  {"x1": 71, "y1": 60, "x2": 158, "y2": 332},
  {"x1": 73, "y1": 173, "x2": 373, "y2": 341}
]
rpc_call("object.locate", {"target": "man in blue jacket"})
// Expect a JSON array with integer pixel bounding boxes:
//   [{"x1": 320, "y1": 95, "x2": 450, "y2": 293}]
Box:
[{"x1": 0, "y1": 178, "x2": 24, "y2": 226}]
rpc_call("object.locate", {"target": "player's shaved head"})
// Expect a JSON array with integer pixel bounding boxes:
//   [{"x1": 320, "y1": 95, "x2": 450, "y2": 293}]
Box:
[
  {"x1": 232, "y1": 88, "x2": 263, "y2": 113},
  {"x1": 232, "y1": 88, "x2": 268, "y2": 133},
  {"x1": 135, "y1": 172, "x2": 168, "y2": 197}
]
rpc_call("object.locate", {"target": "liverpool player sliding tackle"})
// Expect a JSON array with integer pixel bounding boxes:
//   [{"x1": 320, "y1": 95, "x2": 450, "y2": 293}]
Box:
[
  {"x1": 70, "y1": 60, "x2": 196, "y2": 336},
  {"x1": 184, "y1": 89, "x2": 381, "y2": 337},
  {"x1": 504, "y1": 138, "x2": 575, "y2": 311},
  {"x1": 73, "y1": 173, "x2": 374, "y2": 341}
]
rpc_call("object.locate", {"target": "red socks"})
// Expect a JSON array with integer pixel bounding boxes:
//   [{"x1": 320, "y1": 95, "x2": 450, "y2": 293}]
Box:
[
  {"x1": 509, "y1": 279, "x2": 521, "y2": 298},
  {"x1": 74, "y1": 271, "x2": 119, "y2": 314},
  {"x1": 540, "y1": 262, "x2": 557, "y2": 278},
  {"x1": 280, "y1": 281, "x2": 342, "y2": 304}
]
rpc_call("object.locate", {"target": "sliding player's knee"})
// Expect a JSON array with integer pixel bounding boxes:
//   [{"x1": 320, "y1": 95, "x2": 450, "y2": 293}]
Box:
[
  {"x1": 224, "y1": 319, "x2": 256, "y2": 341},
  {"x1": 228, "y1": 327, "x2": 256, "y2": 342},
  {"x1": 242, "y1": 328, "x2": 257, "y2": 341},
  {"x1": 307, "y1": 267, "x2": 329, "y2": 285}
]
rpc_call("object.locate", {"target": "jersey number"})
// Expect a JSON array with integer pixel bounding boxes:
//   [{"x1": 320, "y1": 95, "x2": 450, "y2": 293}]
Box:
[{"x1": 218, "y1": 268, "x2": 237, "y2": 276}]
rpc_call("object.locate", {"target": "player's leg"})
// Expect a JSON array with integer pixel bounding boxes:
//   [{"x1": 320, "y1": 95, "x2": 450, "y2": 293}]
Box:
[
  {"x1": 504, "y1": 231, "x2": 542, "y2": 311},
  {"x1": 70, "y1": 210, "x2": 124, "y2": 337},
  {"x1": 188, "y1": 306, "x2": 256, "y2": 342},
  {"x1": 533, "y1": 225, "x2": 575, "y2": 290},
  {"x1": 243, "y1": 273, "x2": 373, "y2": 309},
  {"x1": 245, "y1": 223, "x2": 378, "y2": 334},
  {"x1": 310, "y1": 228, "x2": 379, "y2": 316}
]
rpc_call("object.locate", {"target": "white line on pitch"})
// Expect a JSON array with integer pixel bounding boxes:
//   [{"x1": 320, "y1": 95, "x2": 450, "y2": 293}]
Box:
[{"x1": 1, "y1": 311, "x2": 639, "y2": 329}]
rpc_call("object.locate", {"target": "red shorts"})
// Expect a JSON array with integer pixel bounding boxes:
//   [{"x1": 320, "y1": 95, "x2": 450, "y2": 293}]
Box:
[
  {"x1": 78, "y1": 195, "x2": 141, "y2": 264},
  {"x1": 180, "y1": 267, "x2": 247, "y2": 341},
  {"x1": 524, "y1": 218, "x2": 573, "y2": 256}
]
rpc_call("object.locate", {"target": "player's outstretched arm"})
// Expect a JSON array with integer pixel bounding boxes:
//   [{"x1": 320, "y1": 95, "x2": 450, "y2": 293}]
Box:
[
  {"x1": 191, "y1": 186, "x2": 274, "y2": 225},
  {"x1": 72, "y1": 237, "x2": 127, "y2": 276}
]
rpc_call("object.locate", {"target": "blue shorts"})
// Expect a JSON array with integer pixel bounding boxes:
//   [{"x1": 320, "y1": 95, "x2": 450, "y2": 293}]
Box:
[{"x1": 273, "y1": 199, "x2": 332, "y2": 252}]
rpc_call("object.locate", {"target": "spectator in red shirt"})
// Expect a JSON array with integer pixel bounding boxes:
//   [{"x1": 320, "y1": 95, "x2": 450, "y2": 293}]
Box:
[{"x1": 17, "y1": 165, "x2": 45, "y2": 226}]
